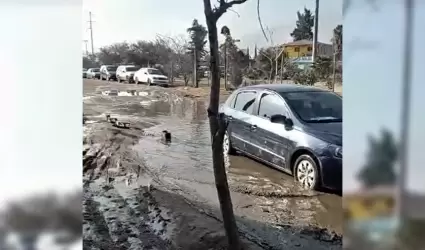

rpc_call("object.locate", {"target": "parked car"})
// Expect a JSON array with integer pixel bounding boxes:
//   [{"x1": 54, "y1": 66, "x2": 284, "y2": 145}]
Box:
[
  {"x1": 86, "y1": 68, "x2": 100, "y2": 79},
  {"x1": 116, "y1": 65, "x2": 141, "y2": 83},
  {"x1": 133, "y1": 68, "x2": 168, "y2": 86},
  {"x1": 220, "y1": 84, "x2": 342, "y2": 190},
  {"x1": 99, "y1": 65, "x2": 118, "y2": 81},
  {"x1": 83, "y1": 68, "x2": 87, "y2": 78}
]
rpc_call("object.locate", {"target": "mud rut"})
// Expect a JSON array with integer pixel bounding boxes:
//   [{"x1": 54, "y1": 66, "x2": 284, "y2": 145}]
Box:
[{"x1": 82, "y1": 82, "x2": 342, "y2": 250}]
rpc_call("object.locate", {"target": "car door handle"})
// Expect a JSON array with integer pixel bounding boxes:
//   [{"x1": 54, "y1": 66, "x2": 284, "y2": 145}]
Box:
[{"x1": 250, "y1": 125, "x2": 257, "y2": 130}]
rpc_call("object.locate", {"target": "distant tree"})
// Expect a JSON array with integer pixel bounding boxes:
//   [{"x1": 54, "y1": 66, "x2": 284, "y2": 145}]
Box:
[
  {"x1": 312, "y1": 56, "x2": 332, "y2": 80},
  {"x1": 187, "y1": 19, "x2": 208, "y2": 87},
  {"x1": 220, "y1": 25, "x2": 245, "y2": 89},
  {"x1": 156, "y1": 34, "x2": 191, "y2": 84},
  {"x1": 290, "y1": 8, "x2": 314, "y2": 41},
  {"x1": 82, "y1": 55, "x2": 98, "y2": 69},
  {"x1": 357, "y1": 129, "x2": 398, "y2": 187}
]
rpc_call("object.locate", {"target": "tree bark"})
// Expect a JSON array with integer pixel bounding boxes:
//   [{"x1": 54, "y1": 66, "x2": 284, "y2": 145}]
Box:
[{"x1": 203, "y1": 0, "x2": 241, "y2": 249}]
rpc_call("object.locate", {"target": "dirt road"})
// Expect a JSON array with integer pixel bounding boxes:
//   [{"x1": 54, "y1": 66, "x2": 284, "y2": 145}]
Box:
[{"x1": 82, "y1": 79, "x2": 342, "y2": 249}]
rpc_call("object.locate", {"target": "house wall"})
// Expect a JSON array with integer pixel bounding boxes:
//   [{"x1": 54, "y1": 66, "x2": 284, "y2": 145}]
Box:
[{"x1": 284, "y1": 43, "x2": 333, "y2": 58}]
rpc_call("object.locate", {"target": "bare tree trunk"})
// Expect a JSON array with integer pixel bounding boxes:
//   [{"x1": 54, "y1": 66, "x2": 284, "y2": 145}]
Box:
[
  {"x1": 203, "y1": 0, "x2": 241, "y2": 249},
  {"x1": 193, "y1": 49, "x2": 198, "y2": 88},
  {"x1": 224, "y1": 43, "x2": 228, "y2": 90}
]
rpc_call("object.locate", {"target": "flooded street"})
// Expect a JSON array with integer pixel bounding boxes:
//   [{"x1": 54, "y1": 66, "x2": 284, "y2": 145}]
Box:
[
  {"x1": 132, "y1": 93, "x2": 342, "y2": 233},
  {"x1": 83, "y1": 79, "x2": 342, "y2": 249}
]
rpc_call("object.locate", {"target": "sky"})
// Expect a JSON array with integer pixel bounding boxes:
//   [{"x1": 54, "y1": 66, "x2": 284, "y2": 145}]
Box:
[
  {"x1": 343, "y1": 1, "x2": 425, "y2": 193},
  {"x1": 82, "y1": 0, "x2": 342, "y2": 52}
]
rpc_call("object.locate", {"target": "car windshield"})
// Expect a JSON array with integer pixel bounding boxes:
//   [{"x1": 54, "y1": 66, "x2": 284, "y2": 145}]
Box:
[
  {"x1": 107, "y1": 66, "x2": 117, "y2": 71},
  {"x1": 126, "y1": 66, "x2": 140, "y2": 72},
  {"x1": 147, "y1": 69, "x2": 161, "y2": 75},
  {"x1": 92, "y1": 68, "x2": 100, "y2": 72},
  {"x1": 280, "y1": 91, "x2": 342, "y2": 123}
]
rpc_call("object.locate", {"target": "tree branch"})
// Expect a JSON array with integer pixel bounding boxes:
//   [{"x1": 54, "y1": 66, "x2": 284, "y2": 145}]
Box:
[
  {"x1": 212, "y1": 0, "x2": 247, "y2": 20},
  {"x1": 257, "y1": 0, "x2": 268, "y2": 42}
]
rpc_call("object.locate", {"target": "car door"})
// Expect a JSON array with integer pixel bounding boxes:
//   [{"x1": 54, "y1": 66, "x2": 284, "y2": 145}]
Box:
[
  {"x1": 227, "y1": 90, "x2": 257, "y2": 153},
  {"x1": 250, "y1": 91, "x2": 292, "y2": 169}
]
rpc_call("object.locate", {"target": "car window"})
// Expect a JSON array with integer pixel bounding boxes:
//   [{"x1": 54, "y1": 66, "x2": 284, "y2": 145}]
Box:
[
  {"x1": 234, "y1": 91, "x2": 256, "y2": 114},
  {"x1": 280, "y1": 91, "x2": 342, "y2": 122},
  {"x1": 258, "y1": 94, "x2": 287, "y2": 118}
]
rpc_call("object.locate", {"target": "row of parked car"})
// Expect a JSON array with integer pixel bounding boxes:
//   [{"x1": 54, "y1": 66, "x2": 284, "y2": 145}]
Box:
[{"x1": 83, "y1": 65, "x2": 169, "y2": 86}]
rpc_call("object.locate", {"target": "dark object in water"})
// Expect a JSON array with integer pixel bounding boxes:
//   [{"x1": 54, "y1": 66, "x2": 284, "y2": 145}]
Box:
[
  {"x1": 162, "y1": 130, "x2": 171, "y2": 142},
  {"x1": 106, "y1": 114, "x2": 117, "y2": 123},
  {"x1": 113, "y1": 120, "x2": 130, "y2": 129}
]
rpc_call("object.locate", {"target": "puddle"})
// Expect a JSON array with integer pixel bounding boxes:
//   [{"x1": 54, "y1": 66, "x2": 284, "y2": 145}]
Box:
[
  {"x1": 131, "y1": 97, "x2": 343, "y2": 233},
  {"x1": 101, "y1": 90, "x2": 150, "y2": 97}
]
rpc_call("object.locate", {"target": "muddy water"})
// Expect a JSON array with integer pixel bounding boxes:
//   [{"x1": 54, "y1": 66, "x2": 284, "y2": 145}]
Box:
[{"x1": 130, "y1": 96, "x2": 343, "y2": 234}]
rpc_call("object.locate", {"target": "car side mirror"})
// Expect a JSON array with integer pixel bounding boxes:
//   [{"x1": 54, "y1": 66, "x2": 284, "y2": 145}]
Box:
[
  {"x1": 270, "y1": 114, "x2": 287, "y2": 124},
  {"x1": 270, "y1": 114, "x2": 294, "y2": 128}
]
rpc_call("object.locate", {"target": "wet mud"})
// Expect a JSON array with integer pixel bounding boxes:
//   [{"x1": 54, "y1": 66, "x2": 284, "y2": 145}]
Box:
[{"x1": 83, "y1": 79, "x2": 342, "y2": 249}]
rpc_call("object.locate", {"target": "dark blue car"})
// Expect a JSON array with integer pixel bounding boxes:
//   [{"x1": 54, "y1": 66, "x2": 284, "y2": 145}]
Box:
[{"x1": 220, "y1": 84, "x2": 342, "y2": 190}]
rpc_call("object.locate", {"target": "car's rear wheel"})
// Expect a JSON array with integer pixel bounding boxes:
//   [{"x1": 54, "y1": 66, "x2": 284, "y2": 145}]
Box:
[
  {"x1": 223, "y1": 131, "x2": 236, "y2": 155},
  {"x1": 294, "y1": 154, "x2": 320, "y2": 190}
]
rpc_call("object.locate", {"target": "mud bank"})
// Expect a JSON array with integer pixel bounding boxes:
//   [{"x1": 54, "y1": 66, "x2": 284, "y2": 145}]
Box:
[{"x1": 82, "y1": 79, "x2": 342, "y2": 249}]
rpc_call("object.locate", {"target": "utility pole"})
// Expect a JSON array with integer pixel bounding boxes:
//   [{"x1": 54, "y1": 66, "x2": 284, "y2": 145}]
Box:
[
  {"x1": 83, "y1": 40, "x2": 89, "y2": 56},
  {"x1": 396, "y1": 0, "x2": 414, "y2": 222},
  {"x1": 88, "y1": 12, "x2": 95, "y2": 56},
  {"x1": 312, "y1": 0, "x2": 319, "y2": 62}
]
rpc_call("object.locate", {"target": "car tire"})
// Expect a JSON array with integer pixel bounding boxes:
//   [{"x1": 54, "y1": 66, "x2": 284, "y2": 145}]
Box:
[
  {"x1": 293, "y1": 154, "x2": 320, "y2": 190},
  {"x1": 223, "y1": 131, "x2": 236, "y2": 155}
]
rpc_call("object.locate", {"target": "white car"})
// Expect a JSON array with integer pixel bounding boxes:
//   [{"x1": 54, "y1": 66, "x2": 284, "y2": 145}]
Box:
[
  {"x1": 116, "y1": 65, "x2": 141, "y2": 83},
  {"x1": 134, "y1": 68, "x2": 169, "y2": 86}
]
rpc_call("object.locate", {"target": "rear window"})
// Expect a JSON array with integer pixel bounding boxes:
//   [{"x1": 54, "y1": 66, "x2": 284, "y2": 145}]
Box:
[
  {"x1": 126, "y1": 66, "x2": 140, "y2": 71},
  {"x1": 234, "y1": 91, "x2": 256, "y2": 114}
]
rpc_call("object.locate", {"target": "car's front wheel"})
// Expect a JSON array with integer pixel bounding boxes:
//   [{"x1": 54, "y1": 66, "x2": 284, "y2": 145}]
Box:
[
  {"x1": 294, "y1": 154, "x2": 320, "y2": 190},
  {"x1": 223, "y1": 131, "x2": 236, "y2": 155}
]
